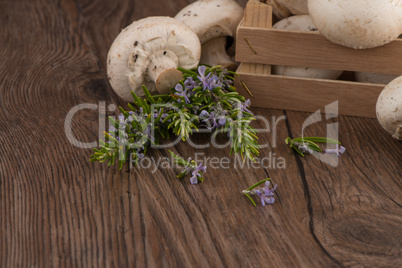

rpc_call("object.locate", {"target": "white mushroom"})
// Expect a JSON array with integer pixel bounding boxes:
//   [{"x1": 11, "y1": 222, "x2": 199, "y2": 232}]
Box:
[
  {"x1": 376, "y1": 76, "x2": 402, "y2": 140},
  {"x1": 200, "y1": 37, "x2": 238, "y2": 71},
  {"x1": 262, "y1": 0, "x2": 308, "y2": 19},
  {"x1": 355, "y1": 72, "x2": 400, "y2": 85},
  {"x1": 107, "y1": 17, "x2": 201, "y2": 101},
  {"x1": 272, "y1": 15, "x2": 343, "y2": 79},
  {"x1": 308, "y1": 0, "x2": 402, "y2": 49},
  {"x1": 174, "y1": 0, "x2": 243, "y2": 69},
  {"x1": 279, "y1": 0, "x2": 308, "y2": 15},
  {"x1": 262, "y1": 0, "x2": 291, "y2": 19}
]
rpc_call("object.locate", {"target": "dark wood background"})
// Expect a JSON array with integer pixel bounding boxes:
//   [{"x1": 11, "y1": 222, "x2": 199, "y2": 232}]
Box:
[{"x1": 1, "y1": 0, "x2": 401, "y2": 267}]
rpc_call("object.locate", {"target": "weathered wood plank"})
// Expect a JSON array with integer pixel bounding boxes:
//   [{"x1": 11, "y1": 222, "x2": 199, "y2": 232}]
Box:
[
  {"x1": 284, "y1": 110, "x2": 402, "y2": 267},
  {"x1": 0, "y1": 0, "x2": 114, "y2": 267},
  {"x1": 1, "y1": 0, "x2": 401, "y2": 267}
]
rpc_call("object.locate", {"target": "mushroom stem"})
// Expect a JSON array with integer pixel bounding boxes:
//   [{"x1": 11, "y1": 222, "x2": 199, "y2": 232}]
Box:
[
  {"x1": 147, "y1": 51, "x2": 183, "y2": 94},
  {"x1": 200, "y1": 37, "x2": 238, "y2": 71}
]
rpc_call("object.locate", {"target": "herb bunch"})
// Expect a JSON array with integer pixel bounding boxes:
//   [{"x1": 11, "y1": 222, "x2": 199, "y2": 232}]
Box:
[{"x1": 90, "y1": 65, "x2": 259, "y2": 169}]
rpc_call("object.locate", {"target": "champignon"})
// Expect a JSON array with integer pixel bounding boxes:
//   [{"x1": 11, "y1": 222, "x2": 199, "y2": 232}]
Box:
[
  {"x1": 262, "y1": 0, "x2": 308, "y2": 19},
  {"x1": 262, "y1": 0, "x2": 291, "y2": 19},
  {"x1": 308, "y1": 0, "x2": 402, "y2": 49},
  {"x1": 174, "y1": 0, "x2": 243, "y2": 70},
  {"x1": 376, "y1": 75, "x2": 402, "y2": 140},
  {"x1": 279, "y1": 0, "x2": 308, "y2": 15},
  {"x1": 107, "y1": 17, "x2": 201, "y2": 101},
  {"x1": 355, "y1": 72, "x2": 399, "y2": 85},
  {"x1": 272, "y1": 15, "x2": 343, "y2": 79},
  {"x1": 200, "y1": 37, "x2": 237, "y2": 71}
]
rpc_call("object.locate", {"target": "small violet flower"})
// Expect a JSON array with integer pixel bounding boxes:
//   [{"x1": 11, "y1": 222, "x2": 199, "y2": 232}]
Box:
[
  {"x1": 254, "y1": 181, "x2": 277, "y2": 206},
  {"x1": 197, "y1": 65, "x2": 211, "y2": 91},
  {"x1": 206, "y1": 75, "x2": 222, "y2": 91},
  {"x1": 296, "y1": 142, "x2": 313, "y2": 154},
  {"x1": 324, "y1": 144, "x2": 346, "y2": 157},
  {"x1": 184, "y1": 76, "x2": 197, "y2": 91},
  {"x1": 136, "y1": 148, "x2": 145, "y2": 159},
  {"x1": 189, "y1": 163, "x2": 207, "y2": 184},
  {"x1": 216, "y1": 116, "x2": 226, "y2": 127},
  {"x1": 174, "y1": 84, "x2": 190, "y2": 104},
  {"x1": 199, "y1": 110, "x2": 226, "y2": 130},
  {"x1": 218, "y1": 70, "x2": 234, "y2": 87},
  {"x1": 152, "y1": 109, "x2": 168, "y2": 122},
  {"x1": 240, "y1": 99, "x2": 252, "y2": 114}
]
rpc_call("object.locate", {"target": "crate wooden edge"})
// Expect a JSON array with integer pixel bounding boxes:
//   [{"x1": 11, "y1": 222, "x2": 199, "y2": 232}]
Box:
[
  {"x1": 233, "y1": 0, "x2": 399, "y2": 118},
  {"x1": 235, "y1": 25, "x2": 402, "y2": 75},
  {"x1": 235, "y1": 63, "x2": 384, "y2": 118}
]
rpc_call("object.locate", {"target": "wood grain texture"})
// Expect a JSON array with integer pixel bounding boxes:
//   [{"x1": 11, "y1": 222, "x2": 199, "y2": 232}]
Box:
[
  {"x1": 1, "y1": 0, "x2": 401, "y2": 267},
  {"x1": 240, "y1": 0, "x2": 272, "y2": 76},
  {"x1": 235, "y1": 64, "x2": 384, "y2": 118},
  {"x1": 236, "y1": 27, "x2": 402, "y2": 74}
]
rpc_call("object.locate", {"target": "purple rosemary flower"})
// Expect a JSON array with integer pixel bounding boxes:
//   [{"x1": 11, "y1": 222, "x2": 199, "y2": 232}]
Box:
[
  {"x1": 199, "y1": 110, "x2": 226, "y2": 130},
  {"x1": 324, "y1": 144, "x2": 346, "y2": 157},
  {"x1": 152, "y1": 109, "x2": 168, "y2": 122},
  {"x1": 199, "y1": 110, "x2": 216, "y2": 129},
  {"x1": 189, "y1": 163, "x2": 207, "y2": 184},
  {"x1": 206, "y1": 74, "x2": 222, "y2": 91},
  {"x1": 136, "y1": 148, "x2": 145, "y2": 159},
  {"x1": 197, "y1": 65, "x2": 212, "y2": 91},
  {"x1": 174, "y1": 84, "x2": 190, "y2": 104},
  {"x1": 218, "y1": 70, "x2": 234, "y2": 87},
  {"x1": 196, "y1": 65, "x2": 225, "y2": 91},
  {"x1": 255, "y1": 181, "x2": 277, "y2": 206},
  {"x1": 240, "y1": 99, "x2": 252, "y2": 114},
  {"x1": 216, "y1": 116, "x2": 226, "y2": 127},
  {"x1": 184, "y1": 76, "x2": 197, "y2": 91},
  {"x1": 292, "y1": 142, "x2": 313, "y2": 154}
]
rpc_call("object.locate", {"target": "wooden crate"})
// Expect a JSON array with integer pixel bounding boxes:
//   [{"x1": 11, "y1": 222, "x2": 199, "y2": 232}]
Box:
[{"x1": 234, "y1": 0, "x2": 402, "y2": 118}]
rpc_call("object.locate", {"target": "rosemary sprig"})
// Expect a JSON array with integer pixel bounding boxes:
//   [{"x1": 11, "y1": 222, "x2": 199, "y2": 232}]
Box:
[
  {"x1": 90, "y1": 65, "x2": 260, "y2": 169},
  {"x1": 242, "y1": 178, "x2": 277, "y2": 207},
  {"x1": 285, "y1": 136, "x2": 342, "y2": 157},
  {"x1": 169, "y1": 150, "x2": 206, "y2": 184}
]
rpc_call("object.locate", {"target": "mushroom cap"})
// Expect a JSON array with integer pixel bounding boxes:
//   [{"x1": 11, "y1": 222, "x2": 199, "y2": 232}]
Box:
[
  {"x1": 200, "y1": 37, "x2": 238, "y2": 71},
  {"x1": 376, "y1": 75, "x2": 402, "y2": 140},
  {"x1": 355, "y1": 72, "x2": 399, "y2": 85},
  {"x1": 264, "y1": 0, "x2": 308, "y2": 19},
  {"x1": 263, "y1": 0, "x2": 291, "y2": 19},
  {"x1": 174, "y1": 0, "x2": 243, "y2": 43},
  {"x1": 272, "y1": 15, "x2": 343, "y2": 79},
  {"x1": 273, "y1": 14, "x2": 316, "y2": 31},
  {"x1": 107, "y1": 17, "x2": 201, "y2": 101},
  {"x1": 308, "y1": 0, "x2": 402, "y2": 49},
  {"x1": 275, "y1": 0, "x2": 308, "y2": 15}
]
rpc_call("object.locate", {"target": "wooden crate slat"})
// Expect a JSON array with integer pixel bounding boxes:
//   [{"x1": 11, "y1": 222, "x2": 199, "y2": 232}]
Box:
[
  {"x1": 243, "y1": 0, "x2": 272, "y2": 28},
  {"x1": 236, "y1": 27, "x2": 402, "y2": 75},
  {"x1": 235, "y1": 63, "x2": 383, "y2": 118},
  {"x1": 241, "y1": 0, "x2": 272, "y2": 76}
]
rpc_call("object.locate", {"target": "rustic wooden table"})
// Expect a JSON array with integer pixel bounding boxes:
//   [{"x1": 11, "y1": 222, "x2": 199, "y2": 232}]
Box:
[{"x1": 1, "y1": 0, "x2": 401, "y2": 267}]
